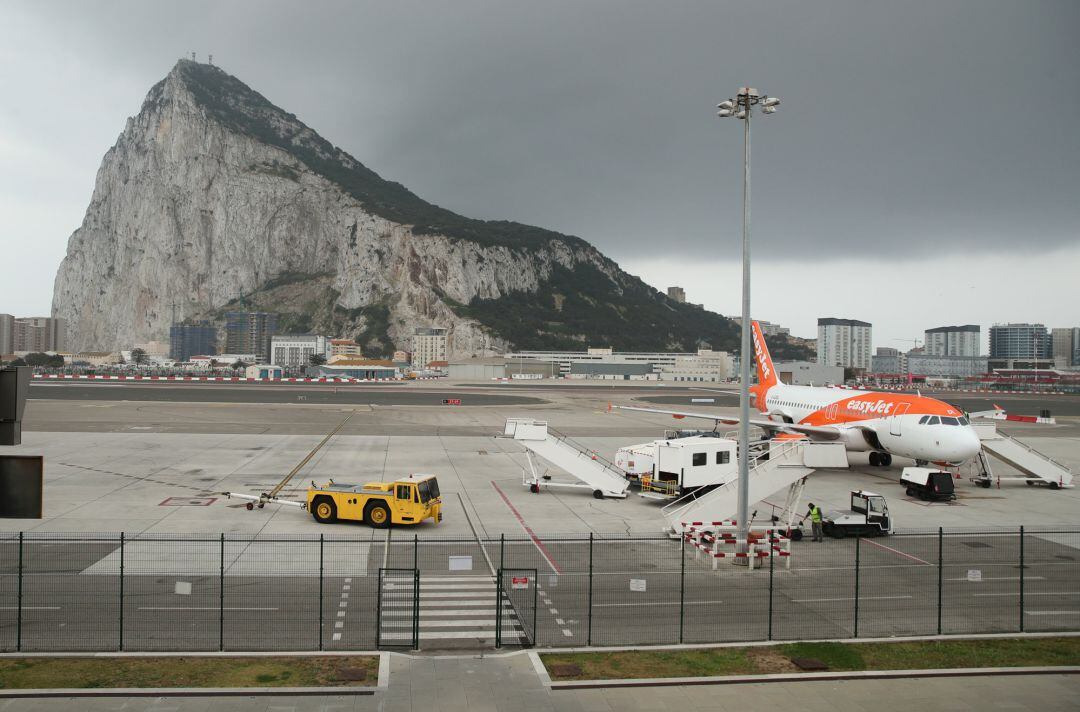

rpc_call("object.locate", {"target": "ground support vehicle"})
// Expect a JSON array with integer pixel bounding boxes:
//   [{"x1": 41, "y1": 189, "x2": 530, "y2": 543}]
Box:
[
  {"x1": 225, "y1": 474, "x2": 442, "y2": 528},
  {"x1": 307, "y1": 474, "x2": 442, "y2": 527},
  {"x1": 901, "y1": 466, "x2": 957, "y2": 501},
  {"x1": 822, "y1": 490, "x2": 891, "y2": 538}
]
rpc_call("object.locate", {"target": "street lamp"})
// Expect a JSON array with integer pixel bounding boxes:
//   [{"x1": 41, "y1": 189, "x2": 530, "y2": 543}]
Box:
[{"x1": 716, "y1": 86, "x2": 780, "y2": 558}]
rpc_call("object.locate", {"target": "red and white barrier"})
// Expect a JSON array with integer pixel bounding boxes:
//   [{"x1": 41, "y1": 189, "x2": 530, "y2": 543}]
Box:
[
  {"x1": 683, "y1": 526, "x2": 792, "y2": 570},
  {"x1": 31, "y1": 374, "x2": 418, "y2": 384}
]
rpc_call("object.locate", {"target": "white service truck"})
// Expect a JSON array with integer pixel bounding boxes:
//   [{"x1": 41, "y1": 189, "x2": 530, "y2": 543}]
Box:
[
  {"x1": 822, "y1": 490, "x2": 892, "y2": 538},
  {"x1": 900, "y1": 467, "x2": 957, "y2": 501}
]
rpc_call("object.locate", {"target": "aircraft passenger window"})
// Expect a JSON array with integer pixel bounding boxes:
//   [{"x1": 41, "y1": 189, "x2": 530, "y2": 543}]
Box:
[
  {"x1": 927, "y1": 416, "x2": 940, "y2": 425},
  {"x1": 692, "y1": 453, "x2": 707, "y2": 466},
  {"x1": 941, "y1": 417, "x2": 959, "y2": 425},
  {"x1": 918, "y1": 416, "x2": 929, "y2": 424}
]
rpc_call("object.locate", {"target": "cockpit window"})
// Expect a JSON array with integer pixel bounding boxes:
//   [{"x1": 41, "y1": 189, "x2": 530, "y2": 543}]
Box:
[
  {"x1": 927, "y1": 416, "x2": 940, "y2": 425},
  {"x1": 958, "y1": 416, "x2": 970, "y2": 425},
  {"x1": 941, "y1": 417, "x2": 959, "y2": 425},
  {"x1": 918, "y1": 415, "x2": 929, "y2": 425}
]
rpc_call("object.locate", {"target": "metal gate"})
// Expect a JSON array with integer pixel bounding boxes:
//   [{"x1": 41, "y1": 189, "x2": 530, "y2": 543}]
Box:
[
  {"x1": 497, "y1": 568, "x2": 538, "y2": 647},
  {"x1": 377, "y1": 568, "x2": 419, "y2": 649}
]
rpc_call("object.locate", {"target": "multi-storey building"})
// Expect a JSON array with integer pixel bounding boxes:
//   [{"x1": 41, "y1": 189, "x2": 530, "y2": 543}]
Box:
[
  {"x1": 224, "y1": 312, "x2": 278, "y2": 363},
  {"x1": 816, "y1": 318, "x2": 872, "y2": 371},
  {"x1": 925, "y1": 324, "x2": 980, "y2": 357},
  {"x1": 271, "y1": 335, "x2": 330, "y2": 368},
  {"x1": 906, "y1": 354, "x2": 989, "y2": 378},
  {"x1": 989, "y1": 323, "x2": 1050, "y2": 360},
  {"x1": 412, "y1": 327, "x2": 448, "y2": 368},
  {"x1": 0, "y1": 314, "x2": 13, "y2": 355},
  {"x1": 330, "y1": 339, "x2": 362, "y2": 359},
  {"x1": 169, "y1": 322, "x2": 217, "y2": 362},
  {"x1": 1051, "y1": 327, "x2": 1080, "y2": 368},
  {"x1": 12, "y1": 317, "x2": 66, "y2": 352},
  {"x1": 666, "y1": 286, "x2": 686, "y2": 303}
]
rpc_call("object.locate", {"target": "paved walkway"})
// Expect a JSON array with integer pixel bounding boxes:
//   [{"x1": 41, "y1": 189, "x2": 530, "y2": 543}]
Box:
[{"x1": 1, "y1": 654, "x2": 1078, "y2": 711}]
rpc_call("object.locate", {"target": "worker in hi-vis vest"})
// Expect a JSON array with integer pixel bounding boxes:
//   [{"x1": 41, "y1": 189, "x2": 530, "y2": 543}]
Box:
[{"x1": 806, "y1": 502, "x2": 823, "y2": 542}]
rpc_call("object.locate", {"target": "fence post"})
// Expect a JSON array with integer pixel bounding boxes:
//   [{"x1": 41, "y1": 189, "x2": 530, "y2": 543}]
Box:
[
  {"x1": 679, "y1": 532, "x2": 686, "y2": 644},
  {"x1": 119, "y1": 532, "x2": 125, "y2": 651},
  {"x1": 768, "y1": 529, "x2": 775, "y2": 641},
  {"x1": 16, "y1": 532, "x2": 23, "y2": 652},
  {"x1": 1019, "y1": 525, "x2": 1025, "y2": 633},
  {"x1": 853, "y1": 534, "x2": 861, "y2": 638},
  {"x1": 319, "y1": 534, "x2": 324, "y2": 651},
  {"x1": 495, "y1": 564, "x2": 503, "y2": 648},
  {"x1": 587, "y1": 532, "x2": 594, "y2": 646},
  {"x1": 219, "y1": 533, "x2": 225, "y2": 652},
  {"x1": 937, "y1": 527, "x2": 943, "y2": 636},
  {"x1": 500, "y1": 533, "x2": 505, "y2": 571},
  {"x1": 413, "y1": 569, "x2": 420, "y2": 650},
  {"x1": 413, "y1": 533, "x2": 418, "y2": 572}
]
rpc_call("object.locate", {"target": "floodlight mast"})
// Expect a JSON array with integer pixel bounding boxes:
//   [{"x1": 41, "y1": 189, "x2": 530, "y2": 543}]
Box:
[{"x1": 716, "y1": 86, "x2": 779, "y2": 559}]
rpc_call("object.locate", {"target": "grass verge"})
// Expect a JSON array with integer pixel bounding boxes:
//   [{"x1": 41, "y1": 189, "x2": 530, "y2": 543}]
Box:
[
  {"x1": 0, "y1": 656, "x2": 379, "y2": 689},
  {"x1": 541, "y1": 637, "x2": 1080, "y2": 681}
]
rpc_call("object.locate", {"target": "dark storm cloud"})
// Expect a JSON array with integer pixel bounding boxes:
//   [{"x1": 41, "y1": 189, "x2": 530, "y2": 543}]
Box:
[{"x1": 10, "y1": 0, "x2": 1080, "y2": 263}]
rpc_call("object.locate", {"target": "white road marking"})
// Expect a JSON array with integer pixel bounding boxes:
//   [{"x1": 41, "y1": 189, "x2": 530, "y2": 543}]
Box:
[
  {"x1": 947, "y1": 576, "x2": 1045, "y2": 581},
  {"x1": 562, "y1": 628, "x2": 573, "y2": 637},
  {"x1": 0, "y1": 606, "x2": 59, "y2": 610},
  {"x1": 344, "y1": 578, "x2": 352, "y2": 583},
  {"x1": 384, "y1": 619, "x2": 509, "y2": 628},
  {"x1": 337, "y1": 611, "x2": 346, "y2": 618},
  {"x1": 342, "y1": 584, "x2": 351, "y2": 591},
  {"x1": 975, "y1": 592, "x2": 1080, "y2": 597},
  {"x1": 332, "y1": 633, "x2": 342, "y2": 641},
  {"x1": 793, "y1": 596, "x2": 913, "y2": 603},
  {"x1": 335, "y1": 621, "x2": 344, "y2": 628},
  {"x1": 383, "y1": 609, "x2": 509, "y2": 617},
  {"x1": 380, "y1": 630, "x2": 522, "y2": 640},
  {"x1": 341, "y1": 593, "x2": 349, "y2": 599},
  {"x1": 381, "y1": 599, "x2": 504, "y2": 608},
  {"x1": 555, "y1": 618, "x2": 565, "y2": 625},
  {"x1": 339, "y1": 601, "x2": 347, "y2": 608},
  {"x1": 137, "y1": 607, "x2": 277, "y2": 611},
  {"x1": 1025, "y1": 611, "x2": 1080, "y2": 615}
]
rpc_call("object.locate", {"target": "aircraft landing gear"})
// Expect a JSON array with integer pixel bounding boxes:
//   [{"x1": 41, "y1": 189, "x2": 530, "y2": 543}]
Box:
[{"x1": 868, "y1": 452, "x2": 893, "y2": 467}]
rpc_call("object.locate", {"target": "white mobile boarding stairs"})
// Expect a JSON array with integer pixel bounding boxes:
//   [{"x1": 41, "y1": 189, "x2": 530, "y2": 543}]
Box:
[
  {"x1": 973, "y1": 423, "x2": 1074, "y2": 489},
  {"x1": 502, "y1": 418, "x2": 630, "y2": 498},
  {"x1": 661, "y1": 440, "x2": 848, "y2": 534}
]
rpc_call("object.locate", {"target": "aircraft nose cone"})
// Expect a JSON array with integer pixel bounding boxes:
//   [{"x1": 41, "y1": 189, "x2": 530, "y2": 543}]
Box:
[{"x1": 957, "y1": 427, "x2": 981, "y2": 461}]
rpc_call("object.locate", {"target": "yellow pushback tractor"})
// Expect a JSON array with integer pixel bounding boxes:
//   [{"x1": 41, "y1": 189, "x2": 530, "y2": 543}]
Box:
[
  {"x1": 307, "y1": 474, "x2": 442, "y2": 527},
  {"x1": 225, "y1": 473, "x2": 442, "y2": 528}
]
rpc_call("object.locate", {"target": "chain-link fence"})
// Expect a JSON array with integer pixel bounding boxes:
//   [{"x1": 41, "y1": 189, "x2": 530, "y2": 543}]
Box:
[{"x1": 0, "y1": 527, "x2": 1075, "y2": 652}]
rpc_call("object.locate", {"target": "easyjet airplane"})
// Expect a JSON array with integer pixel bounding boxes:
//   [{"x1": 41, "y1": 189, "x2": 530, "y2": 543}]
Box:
[{"x1": 616, "y1": 321, "x2": 983, "y2": 467}]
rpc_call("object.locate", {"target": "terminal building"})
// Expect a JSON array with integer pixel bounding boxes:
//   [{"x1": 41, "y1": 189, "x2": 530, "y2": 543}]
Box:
[
  {"x1": 502, "y1": 347, "x2": 733, "y2": 382},
  {"x1": 907, "y1": 354, "x2": 989, "y2": 378}
]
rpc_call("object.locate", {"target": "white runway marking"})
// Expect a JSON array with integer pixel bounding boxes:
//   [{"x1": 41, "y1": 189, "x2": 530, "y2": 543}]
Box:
[
  {"x1": 793, "y1": 595, "x2": 913, "y2": 603},
  {"x1": 137, "y1": 606, "x2": 277, "y2": 611}
]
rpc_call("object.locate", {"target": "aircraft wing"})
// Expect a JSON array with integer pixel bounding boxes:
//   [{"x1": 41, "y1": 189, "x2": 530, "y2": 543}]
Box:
[
  {"x1": 611, "y1": 405, "x2": 843, "y2": 441},
  {"x1": 967, "y1": 404, "x2": 1006, "y2": 419}
]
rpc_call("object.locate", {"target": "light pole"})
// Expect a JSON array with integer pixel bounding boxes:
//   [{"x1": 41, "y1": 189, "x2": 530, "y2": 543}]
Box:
[{"x1": 717, "y1": 87, "x2": 780, "y2": 557}]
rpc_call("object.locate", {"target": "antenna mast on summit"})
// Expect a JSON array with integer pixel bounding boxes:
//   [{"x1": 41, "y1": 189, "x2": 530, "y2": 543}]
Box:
[
  {"x1": 208, "y1": 54, "x2": 213, "y2": 65},
  {"x1": 191, "y1": 52, "x2": 196, "y2": 61}
]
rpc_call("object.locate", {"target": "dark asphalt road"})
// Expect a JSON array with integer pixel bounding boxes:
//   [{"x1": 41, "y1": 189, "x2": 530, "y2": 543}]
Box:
[
  {"x1": 2, "y1": 531, "x2": 1075, "y2": 652},
  {"x1": 28, "y1": 383, "x2": 546, "y2": 407}
]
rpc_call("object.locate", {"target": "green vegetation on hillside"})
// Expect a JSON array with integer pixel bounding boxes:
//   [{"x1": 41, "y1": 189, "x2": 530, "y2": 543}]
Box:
[
  {"x1": 451, "y1": 263, "x2": 740, "y2": 352},
  {"x1": 175, "y1": 61, "x2": 588, "y2": 251}
]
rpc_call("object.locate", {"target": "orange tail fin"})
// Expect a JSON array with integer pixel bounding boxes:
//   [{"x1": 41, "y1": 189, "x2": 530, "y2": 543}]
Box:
[{"x1": 750, "y1": 320, "x2": 778, "y2": 413}]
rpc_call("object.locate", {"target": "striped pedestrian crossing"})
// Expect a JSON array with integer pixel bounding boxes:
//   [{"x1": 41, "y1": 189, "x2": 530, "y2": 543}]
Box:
[{"x1": 378, "y1": 574, "x2": 525, "y2": 646}]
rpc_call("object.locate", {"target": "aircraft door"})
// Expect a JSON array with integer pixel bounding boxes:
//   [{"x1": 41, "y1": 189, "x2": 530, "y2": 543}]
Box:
[{"x1": 889, "y1": 403, "x2": 910, "y2": 436}]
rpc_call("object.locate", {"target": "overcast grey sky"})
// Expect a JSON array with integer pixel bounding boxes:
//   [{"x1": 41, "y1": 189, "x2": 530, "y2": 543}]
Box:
[{"x1": 1, "y1": 1, "x2": 1077, "y2": 348}]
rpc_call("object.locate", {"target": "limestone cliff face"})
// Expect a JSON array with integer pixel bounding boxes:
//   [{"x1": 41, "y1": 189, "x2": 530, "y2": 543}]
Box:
[{"x1": 51, "y1": 61, "x2": 615, "y2": 355}]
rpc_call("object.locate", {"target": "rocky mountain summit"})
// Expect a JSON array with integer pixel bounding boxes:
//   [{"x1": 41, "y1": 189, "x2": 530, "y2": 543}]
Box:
[{"x1": 53, "y1": 60, "x2": 804, "y2": 359}]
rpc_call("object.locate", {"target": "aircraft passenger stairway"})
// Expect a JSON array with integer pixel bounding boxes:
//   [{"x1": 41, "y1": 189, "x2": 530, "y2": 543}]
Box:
[
  {"x1": 660, "y1": 441, "x2": 848, "y2": 534},
  {"x1": 502, "y1": 418, "x2": 630, "y2": 498},
  {"x1": 975, "y1": 423, "x2": 1074, "y2": 489}
]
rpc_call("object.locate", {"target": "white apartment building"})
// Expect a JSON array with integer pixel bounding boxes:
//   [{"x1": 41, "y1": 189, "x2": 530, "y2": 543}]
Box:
[
  {"x1": 925, "y1": 325, "x2": 980, "y2": 357},
  {"x1": 412, "y1": 327, "x2": 449, "y2": 367},
  {"x1": 817, "y1": 318, "x2": 872, "y2": 371},
  {"x1": 270, "y1": 335, "x2": 330, "y2": 368}
]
